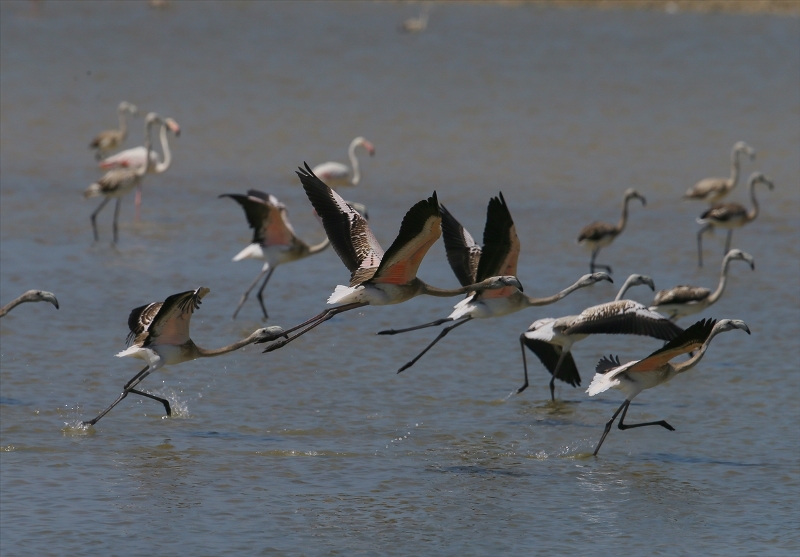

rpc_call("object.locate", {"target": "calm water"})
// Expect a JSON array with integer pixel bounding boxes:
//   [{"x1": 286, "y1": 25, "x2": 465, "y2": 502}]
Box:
[{"x1": 1, "y1": 2, "x2": 798, "y2": 555}]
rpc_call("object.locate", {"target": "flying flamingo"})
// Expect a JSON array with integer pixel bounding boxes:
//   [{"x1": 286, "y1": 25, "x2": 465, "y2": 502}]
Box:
[
  {"x1": 587, "y1": 317, "x2": 750, "y2": 455},
  {"x1": 518, "y1": 274, "x2": 684, "y2": 400},
  {"x1": 377, "y1": 193, "x2": 612, "y2": 373},
  {"x1": 683, "y1": 141, "x2": 756, "y2": 203},
  {"x1": 99, "y1": 116, "x2": 181, "y2": 222},
  {"x1": 257, "y1": 164, "x2": 522, "y2": 353},
  {"x1": 82, "y1": 287, "x2": 285, "y2": 426},
  {"x1": 577, "y1": 188, "x2": 646, "y2": 273},
  {"x1": 89, "y1": 101, "x2": 138, "y2": 160},
  {"x1": 312, "y1": 137, "x2": 375, "y2": 188},
  {"x1": 84, "y1": 113, "x2": 160, "y2": 245},
  {"x1": 695, "y1": 172, "x2": 774, "y2": 266},
  {"x1": 220, "y1": 189, "x2": 331, "y2": 320},
  {"x1": 0, "y1": 290, "x2": 59, "y2": 318},
  {"x1": 650, "y1": 249, "x2": 754, "y2": 320}
]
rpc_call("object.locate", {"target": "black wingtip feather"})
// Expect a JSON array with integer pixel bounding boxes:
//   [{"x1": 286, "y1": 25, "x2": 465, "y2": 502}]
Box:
[{"x1": 596, "y1": 354, "x2": 621, "y2": 374}]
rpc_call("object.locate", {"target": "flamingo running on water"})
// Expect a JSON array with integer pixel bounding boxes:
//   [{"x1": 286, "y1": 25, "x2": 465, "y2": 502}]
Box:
[
  {"x1": 683, "y1": 141, "x2": 756, "y2": 203},
  {"x1": 587, "y1": 318, "x2": 750, "y2": 455},
  {"x1": 257, "y1": 164, "x2": 522, "y2": 353},
  {"x1": 82, "y1": 287, "x2": 285, "y2": 426},
  {"x1": 518, "y1": 274, "x2": 684, "y2": 400},
  {"x1": 312, "y1": 137, "x2": 375, "y2": 188},
  {"x1": 377, "y1": 193, "x2": 612, "y2": 373},
  {"x1": 0, "y1": 290, "x2": 59, "y2": 318},
  {"x1": 220, "y1": 190, "x2": 330, "y2": 320},
  {"x1": 577, "y1": 188, "x2": 646, "y2": 274},
  {"x1": 89, "y1": 101, "x2": 138, "y2": 160}
]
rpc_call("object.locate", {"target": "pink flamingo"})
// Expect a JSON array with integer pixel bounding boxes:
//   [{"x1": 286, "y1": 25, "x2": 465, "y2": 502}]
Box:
[{"x1": 312, "y1": 137, "x2": 375, "y2": 187}]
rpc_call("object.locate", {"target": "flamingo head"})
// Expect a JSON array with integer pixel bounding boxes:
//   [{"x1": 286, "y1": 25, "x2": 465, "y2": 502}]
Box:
[
  {"x1": 24, "y1": 290, "x2": 59, "y2": 309},
  {"x1": 165, "y1": 118, "x2": 181, "y2": 137},
  {"x1": 119, "y1": 101, "x2": 138, "y2": 115},
  {"x1": 712, "y1": 319, "x2": 751, "y2": 336},
  {"x1": 624, "y1": 188, "x2": 647, "y2": 206},
  {"x1": 355, "y1": 137, "x2": 375, "y2": 157},
  {"x1": 625, "y1": 274, "x2": 655, "y2": 292},
  {"x1": 734, "y1": 141, "x2": 756, "y2": 160},
  {"x1": 724, "y1": 249, "x2": 755, "y2": 270},
  {"x1": 252, "y1": 326, "x2": 288, "y2": 344},
  {"x1": 581, "y1": 273, "x2": 614, "y2": 287},
  {"x1": 748, "y1": 172, "x2": 773, "y2": 191}
]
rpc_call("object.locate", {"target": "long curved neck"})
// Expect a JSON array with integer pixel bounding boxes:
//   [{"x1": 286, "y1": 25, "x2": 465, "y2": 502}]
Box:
[
  {"x1": 729, "y1": 146, "x2": 742, "y2": 187},
  {"x1": 0, "y1": 294, "x2": 31, "y2": 318},
  {"x1": 195, "y1": 333, "x2": 259, "y2": 358},
  {"x1": 418, "y1": 277, "x2": 503, "y2": 298},
  {"x1": 349, "y1": 140, "x2": 361, "y2": 185},
  {"x1": 118, "y1": 109, "x2": 128, "y2": 139},
  {"x1": 673, "y1": 327, "x2": 725, "y2": 374},
  {"x1": 747, "y1": 179, "x2": 760, "y2": 221},
  {"x1": 614, "y1": 275, "x2": 639, "y2": 301},
  {"x1": 523, "y1": 278, "x2": 589, "y2": 307},
  {"x1": 708, "y1": 253, "x2": 736, "y2": 304},
  {"x1": 307, "y1": 237, "x2": 331, "y2": 255},
  {"x1": 154, "y1": 122, "x2": 172, "y2": 173},
  {"x1": 616, "y1": 196, "x2": 632, "y2": 233},
  {"x1": 137, "y1": 120, "x2": 156, "y2": 178}
]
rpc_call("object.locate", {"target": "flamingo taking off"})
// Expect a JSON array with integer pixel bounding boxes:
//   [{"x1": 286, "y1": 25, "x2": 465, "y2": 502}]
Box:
[
  {"x1": 683, "y1": 141, "x2": 756, "y2": 203},
  {"x1": 257, "y1": 164, "x2": 522, "y2": 353},
  {"x1": 587, "y1": 318, "x2": 750, "y2": 455},
  {"x1": 377, "y1": 193, "x2": 613, "y2": 373},
  {"x1": 696, "y1": 172, "x2": 774, "y2": 266},
  {"x1": 220, "y1": 189, "x2": 330, "y2": 320},
  {"x1": 518, "y1": 274, "x2": 684, "y2": 400},
  {"x1": 99, "y1": 116, "x2": 181, "y2": 222},
  {"x1": 312, "y1": 137, "x2": 375, "y2": 188},
  {"x1": 82, "y1": 287, "x2": 285, "y2": 426},
  {"x1": 84, "y1": 112, "x2": 160, "y2": 245},
  {"x1": 650, "y1": 249, "x2": 754, "y2": 320},
  {"x1": 577, "y1": 188, "x2": 646, "y2": 273},
  {"x1": 0, "y1": 290, "x2": 59, "y2": 318},
  {"x1": 89, "y1": 101, "x2": 138, "y2": 160}
]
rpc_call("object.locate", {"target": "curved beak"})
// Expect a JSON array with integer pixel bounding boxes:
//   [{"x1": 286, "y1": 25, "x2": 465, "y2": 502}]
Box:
[{"x1": 42, "y1": 292, "x2": 59, "y2": 310}]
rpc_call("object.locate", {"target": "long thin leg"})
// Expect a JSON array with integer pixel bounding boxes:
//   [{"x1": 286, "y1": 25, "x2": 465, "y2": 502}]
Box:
[
  {"x1": 90, "y1": 197, "x2": 110, "y2": 242},
  {"x1": 547, "y1": 349, "x2": 569, "y2": 401},
  {"x1": 377, "y1": 317, "x2": 454, "y2": 335},
  {"x1": 83, "y1": 365, "x2": 154, "y2": 426},
  {"x1": 128, "y1": 388, "x2": 171, "y2": 416},
  {"x1": 259, "y1": 302, "x2": 367, "y2": 352},
  {"x1": 590, "y1": 248, "x2": 612, "y2": 274},
  {"x1": 697, "y1": 223, "x2": 712, "y2": 267},
  {"x1": 397, "y1": 317, "x2": 472, "y2": 373},
  {"x1": 255, "y1": 266, "x2": 276, "y2": 320},
  {"x1": 516, "y1": 334, "x2": 531, "y2": 394},
  {"x1": 111, "y1": 197, "x2": 121, "y2": 246},
  {"x1": 593, "y1": 399, "x2": 629, "y2": 456},
  {"x1": 617, "y1": 399, "x2": 675, "y2": 432},
  {"x1": 232, "y1": 265, "x2": 270, "y2": 320},
  {"x1": 724, "y1": 229, "x2": 733, "y2": 254}
]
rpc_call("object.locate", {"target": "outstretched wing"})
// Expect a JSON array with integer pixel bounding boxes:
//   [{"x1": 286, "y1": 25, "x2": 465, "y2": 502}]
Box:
[
  {"x1": 628, "y1": 318, "x2": 716, "y2": 372},
  {"x1": 522, "y1": 337, "x2": 581, "y2": 387},
  {"x1": 564, "y1": 300, "x2": 684, "y2": 341},
  {"x1": 440, "y1": 204, "x2": 481, "y2": 287},
  {"x1": 144, "y1": 287, "x2": 210, "y2": 347},
  {"x1": 126, "y1": 301, "x2": 162, "y2": 346},
  {"x1": 297, "y1": 163, "x2": 383, "y2": 284},
  {"x1": 595, "y1": 354, "x2": 621, "y2": 375},
  {"x1": 220, "y1": 190, "x2": 296, "y2": 247},
  {"x1": 371, "y1": 192, "x2": 441, "y2": 286},
  {"x1": 475, "y1": 192, "x2": 521, "y2": 299}
]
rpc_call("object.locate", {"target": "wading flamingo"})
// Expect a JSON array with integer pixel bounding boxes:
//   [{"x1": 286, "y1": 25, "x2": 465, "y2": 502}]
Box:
[
  {"x1": 683, "y1": 141, "x2": 756, "y2": 203},
  {"x1": 587, "y1": 318, "x2": 750, "y2": 455},
  {"x1": 257, "y1": 164, "x2": 522, "y2": 353},
  {"x1": 82, "y1": 287, "x2": 285, "y2": 426},
  {"x1": 89, "y1": 101, "x2": 138, "y2": 160},
  {"x1": 220, "y1": 190, "x2": 330, "y2": 320},
  {"x1": 578, "y1": 188, "x2": 646, "y2": 273},
  {"x1": 312, "y1": 137, "x2": 375, "y2": 187},
  {"x1": 0, "y1": 290, "x2": 59, "y2": 318}
]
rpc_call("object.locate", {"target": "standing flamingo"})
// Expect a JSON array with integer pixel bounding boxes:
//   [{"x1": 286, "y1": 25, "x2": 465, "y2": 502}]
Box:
[
  {"x1": 257, "y1": 164, "x2": 522, "y2": 353},
  {"x1": 518, "y1": 274, "x2": 684, "y2": 399},
  {"x1": 84, "y1": 112, "x2": 159, "y2": 245},
  {"x1": 89, "y1": 101, "x2": 138, "y2": 160},
  {"x1": 695, "y1": 172, "x2": 774, "y2": 266},
  {"x1": 0, "y1": 290, "x2": 59, "y2": 318},
  {"x1": 587, "y1": 318, "x2": 750, "y2": 455},
  {"x1": 650, "y1": 249, "x2": 754, "y2": 320},
  {"x1": 220, "y1": 190, "x2": 330, "y2": 320},
  {"x1": 82, "y1": 287, "x2": 285, "y2": 426},
  {"x1": 683, "y1": 141, "x2": 756, "y2": 203},
  {"x1": 577, "y1": 188, "x2": 646, "y2": 273},
  {"x1": 99, "y1": 117, "x2": 181, "y2": 222},
  {"x1": 312, "y1": 137, "x2": 375, "y2": 188},
  {"x1": 377, "y1": 193, "x2": 612, "y2": 373}
]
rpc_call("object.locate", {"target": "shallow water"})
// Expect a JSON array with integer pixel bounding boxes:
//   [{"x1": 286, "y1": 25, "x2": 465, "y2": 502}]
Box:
[{"x1": 1, "y1": 1, "x2": 798, "y2": 555}]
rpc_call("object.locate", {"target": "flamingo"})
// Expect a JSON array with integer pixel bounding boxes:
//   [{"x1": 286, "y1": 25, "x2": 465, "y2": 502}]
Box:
[
  {"x1": 650, "y1": 249, "x2": 754, "y2": 320},
  {"x1": 400, "y1": 2, "x2": 430, "y2": 33},
  {"x1": 99, "y1": 116, "x2": 181, "y2": 222},
  {"x1": 518, "y1": 274, "x2": 684, "y2": 400},
  {"x1": 89, "y1": 101, "x2": 138, "y2": 160},
  {"x1": 220, "y1": 190, "x2": 331, "y2": 320},
  {"x1": 257, "y1": 164, "x2": 523, "y2": 353},
  {"x1": 0, "y1": 290, "x2": 59, "y2": 318},
  {"x1": 577, "y1": 188, "x2": 646, "y2": 273},
  {"x1": 377, "y1": 193, "x2": 613, "y2": 373},
  {"x1": 695, "y1": 172, "x2": 774, "y2": 266},
  {"x1": 312, "y1": 137, "x2": 375, "y2": 188},
  {"x1": 587, "y1": 318, "x2": 750, "y2": 455},
  {"x1": 84, "y1": 113, "x2": 162, "y2": 245},
  {"x1": 82, "y1": 287, "x2": 285, "y2": 426},
  {"x1": 683, "y1": 141, "x2": 756, "y2": 203}
]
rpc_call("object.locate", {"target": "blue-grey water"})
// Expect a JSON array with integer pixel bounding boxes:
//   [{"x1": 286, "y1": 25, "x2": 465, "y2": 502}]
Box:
[{"x1": 1, "y1": 1, "x2": 798, "y2": 555}]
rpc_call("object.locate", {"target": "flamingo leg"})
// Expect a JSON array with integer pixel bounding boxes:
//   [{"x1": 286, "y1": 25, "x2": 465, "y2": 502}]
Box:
[
  {"x1": 397, "y1": 316, "x2": 472, "y2": 373},
  {"x1": 724, "y1": 229, "x2": 733, "y2": 254},
  {"x1": 259, "y1": 302, "x2": 367, "y2": 352},
  {"x1": 134, "y1": 185, "x2": 142, "y2": 223},
  {"x1": 617, "y1": 399, "x2": 675, "y2": 432},
  {"x1": 547, "y1": 349, "x2": 569, "y2": 402},
  {"x1": 90, "y1": 197, "x2": 111, "y2": 242},
  {"x1": 111, "y1": 197, "x2": 122, "y2": 246},
  {"x1": 255, "y1": 266, "x2": 277, "y2": 321},
  {"x1": 516, "y1": 334, "x2": 531, "y2": 394},
  {"x1": 232, "y1": 265, "x2": 270, "y2": 320},
  {"x1": 377, "y1": 317, "x2": 454, "y2": 336},
  {"x1": 697, "y1": 223, "x2": 712, "y2": 267},
  {"x1": 83, "y1": 365, "x2": 155, "y2": 426},
  {"x1": 590, "y1": 248, "x2": 612, "y2": 274},
  {"x1": 593, "y1": 399, "x2": 629, "y2": 456},
  {"x1": 128, "y1": 388, "x2": 171, "y2": 416}
]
